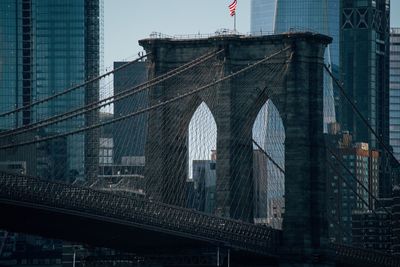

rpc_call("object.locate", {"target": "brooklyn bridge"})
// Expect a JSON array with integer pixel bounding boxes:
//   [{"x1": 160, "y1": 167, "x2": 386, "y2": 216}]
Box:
[{"x1": 0, "y1": 32, "x2": 399, "y2": 267}]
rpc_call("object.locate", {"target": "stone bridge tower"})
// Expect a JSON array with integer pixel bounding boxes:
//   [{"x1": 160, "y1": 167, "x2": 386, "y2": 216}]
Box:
[{"x1": 140, "y1": 32, "x2": 333, "y2": 266}]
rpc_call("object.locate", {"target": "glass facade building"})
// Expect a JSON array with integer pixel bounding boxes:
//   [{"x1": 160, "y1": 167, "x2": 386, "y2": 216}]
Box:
[
  {"x1": 250, "y1": 0, "x2": 339, "y2": 128},
  {"x1": 0, "y1": 1, "x2": 22, "y2": 129},
  {"x1": 0, "y1": 0, "x2": 103, "y2": 181},
  {"x1": 340, "y1": 0, "x2": 391, "y2": 197},
  {"x1": 390, "y1": 28, "x2": 400, "y2": 161},
  {"x1": 0, "y1": 0, "x2": 103, "y2": 264},
  {"x1": 274, "y1": 0, "x2": 337, "y2": 129},
  {"x1": 275, "y1": 1, "x2": 330, "y2": 33},
  {"x1": 250, "y1": 0, "x2": 276, "y2": 34},
  {"x1": 113, "y1": 61, "x2": 148, "y2": 163},
  {"x1": 251, "y1": 0, "x2": 340, "y2": 70}
]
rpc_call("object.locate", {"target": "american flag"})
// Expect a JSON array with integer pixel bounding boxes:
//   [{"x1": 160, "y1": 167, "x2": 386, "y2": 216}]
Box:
[{"x1": 229, "y1": 0, "x2": 237, "y2": 16}]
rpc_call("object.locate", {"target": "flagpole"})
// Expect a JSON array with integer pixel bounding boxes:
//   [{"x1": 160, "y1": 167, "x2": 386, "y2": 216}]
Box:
[
  {"x1": 234, "y1": 13, "x2": 236, "y2": 32},
  {"x1": 229, "y1": 0, "x2": 237, "y2": 32},
  {"x1": 234, "y1": 0, "x2": 237, "y2": 32}
]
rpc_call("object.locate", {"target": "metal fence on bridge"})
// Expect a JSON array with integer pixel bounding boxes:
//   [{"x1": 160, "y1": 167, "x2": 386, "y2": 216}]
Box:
[{"x1": 0, "y1": 172, "x2": 281, "y2": 256}]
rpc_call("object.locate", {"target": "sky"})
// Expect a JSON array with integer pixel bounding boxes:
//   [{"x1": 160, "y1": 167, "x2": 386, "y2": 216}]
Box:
[
  {"x1": 104, "y1": 0, "x2": 250, "y2": 68},
  {"x1": 104, "y1": 0, "x2": 400, "y2": 69}
]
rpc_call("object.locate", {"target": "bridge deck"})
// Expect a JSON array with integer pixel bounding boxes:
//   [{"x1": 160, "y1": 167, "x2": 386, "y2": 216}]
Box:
[
  {"x1": 1, "y1": 172, "x2": 399, "y2": 267},
  {"x1": 0, "y1": 172, "x2": 280, "y2": 256}
]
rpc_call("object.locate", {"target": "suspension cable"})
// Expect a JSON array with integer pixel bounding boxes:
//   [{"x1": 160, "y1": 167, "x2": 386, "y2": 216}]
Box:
[
  {"x1": 324, "y1": 65, "x2": 399, "y2": 167},
  {"x1": 328, "y1": 147, "x2": 392, "y2": 216},
  {"x1": 0, "y1": 50, "x2": 223, "y2": 138},
  {"x1": 0, "y1": 53, "x2": 149, "y2": 118},
  {"x1": 0, "y1": 46, "x2": 292, "y2": 149},
  {"x1": 252, "y1": 138, "x2": 285, "y2": 174}
]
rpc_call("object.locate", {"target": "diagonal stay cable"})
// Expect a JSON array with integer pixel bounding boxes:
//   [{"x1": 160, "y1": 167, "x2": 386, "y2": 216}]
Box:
[
  {"x1": 131, "y1": 56, "x2": 223, "y2": 203},
  {"x1": 107, "y1": 51, "x2": 284, "y2": 210},
  {"x1": 154, "y1": 62, "x2": 286, "y2": 212},
  {"x1": 0, "y1": 53, "x2": 149, "y2": 118},
  {"x1": 0, "y1": 46, "x2": 292, "y2": 149},
  {"x1": 326, "y1": 157, "x2": 380, "y2": 218},
  {"x1": 328, "y1": 147, "x2": 392, "y2": 216},
  {"x1": 0, "y1": 49, "x2": 220, "y2": 137},
  {"x1": 180, "y1": 62, "x2": 287, "y2": 218},
  {"x1": 228, "y1": 65, "x2": 288, "y2": 219},
  {"x1": 324, "y1": 65, "x2": 400, "y2": 167},
  {"x1": 0, "y1": 49, "x2": 223, "y2": 138},
  {"x1": 252, "y1": 138, "x2": 285, "y2": 174}
]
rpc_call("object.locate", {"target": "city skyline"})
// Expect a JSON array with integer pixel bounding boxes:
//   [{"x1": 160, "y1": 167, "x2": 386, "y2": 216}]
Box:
[
  {"x1": 0, "y1": 1, "x2": 399, "y2": 265},
  {"x1": 104, "y1": 0, "x2": 400, "y2": 68}
]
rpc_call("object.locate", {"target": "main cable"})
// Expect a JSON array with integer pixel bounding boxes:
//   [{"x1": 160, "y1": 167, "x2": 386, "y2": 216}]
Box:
[
  {"x1": 0, "y1": 46, "x2": 291, "y2": 149},
  {"x1": 0, "y1": 53, "x2": 149, "y2": 118},
  {"x1": 0, "y1": 50, "x2": 223, "y2": 139}
]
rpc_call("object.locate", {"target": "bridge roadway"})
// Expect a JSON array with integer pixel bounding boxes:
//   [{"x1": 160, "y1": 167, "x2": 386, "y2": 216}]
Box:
[
  {"x1": 0, "y1": 171, "x2": 399, "y2": 267},
  {"x1": 0, "y1": 172, "x2": 279, "y2": 256}
]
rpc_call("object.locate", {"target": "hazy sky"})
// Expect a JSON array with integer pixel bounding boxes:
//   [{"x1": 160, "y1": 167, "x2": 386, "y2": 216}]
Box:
[
  {"x1": 104, "y1": 0, "x2": 249, "y2": 68},
  {"x1": 104, "y1": 0, "x2": 400, "y2": 69}
]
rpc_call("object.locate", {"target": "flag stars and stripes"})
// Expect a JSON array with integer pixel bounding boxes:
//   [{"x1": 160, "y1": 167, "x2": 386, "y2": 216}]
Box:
[{"x1": 229, "y1": 0, "x2": 237, "y2": 16}]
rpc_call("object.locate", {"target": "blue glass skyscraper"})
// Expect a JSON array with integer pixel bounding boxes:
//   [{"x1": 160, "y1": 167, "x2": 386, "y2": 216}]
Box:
[
  {"x1": 251, "y1": 0, "x2": 276, "y2": 34},
  {"x1": 274, "y1": 1, "x2": 330, "y2": 33},
  {"x1": 251, "y1": 0, "x2": 338, "y2": 128},
  {"x1": 274, "y1": 0, "x2": 337, "y2": 128},
  {"x1": 0, "y1": 0, "x2": 103, "y2": 181},
  {"x1": 340, "y1": 0, "x2": 391, "y2": 197},
  {"x1": 0, "y1": 0, "x2": 103, "y2": 262}
]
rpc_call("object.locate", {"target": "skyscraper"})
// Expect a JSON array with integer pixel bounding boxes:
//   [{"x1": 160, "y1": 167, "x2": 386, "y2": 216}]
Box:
[
  {"x1": 113, "y1": 61, "x2": 148, "y2": 164},
  {"x1": 274, "y1": 0, "x2": 337, "y2": 127},
  {"x1": 251, "y1": 0, "x2": 340, "y2": 67},
  {"x1": 0, "y1": 0, "x2": 103, "y2": 263},
  {"x1": 250, "y1": 0, "x2": 338, "y2": 126},
  {"x1": 326, "y1": 131, "x2": 380, "y2": 244},
  {"x1": 250, "y1": 0, "x2": 276, "y2": 34},
  {"x1": 390, "y1": 28, "x2": 400, "y2": 161},
  {"x1": 0, "y1": 0, "x2": 103, "y2": 182},
  {"x1": 340, "y1": 0, "x2": 391, "y2": 197}
]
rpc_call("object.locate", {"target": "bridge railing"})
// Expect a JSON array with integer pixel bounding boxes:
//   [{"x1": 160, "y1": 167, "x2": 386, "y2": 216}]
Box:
[
  {"x1": 331, "y1": 243, "x2": 400, "y2": 267},
  {"x1": 0, "y1": 172, "x2": 281, "y2": 255},
  {"x1": 3, "y1": 172, "x2": 400, "y2": 265}
]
